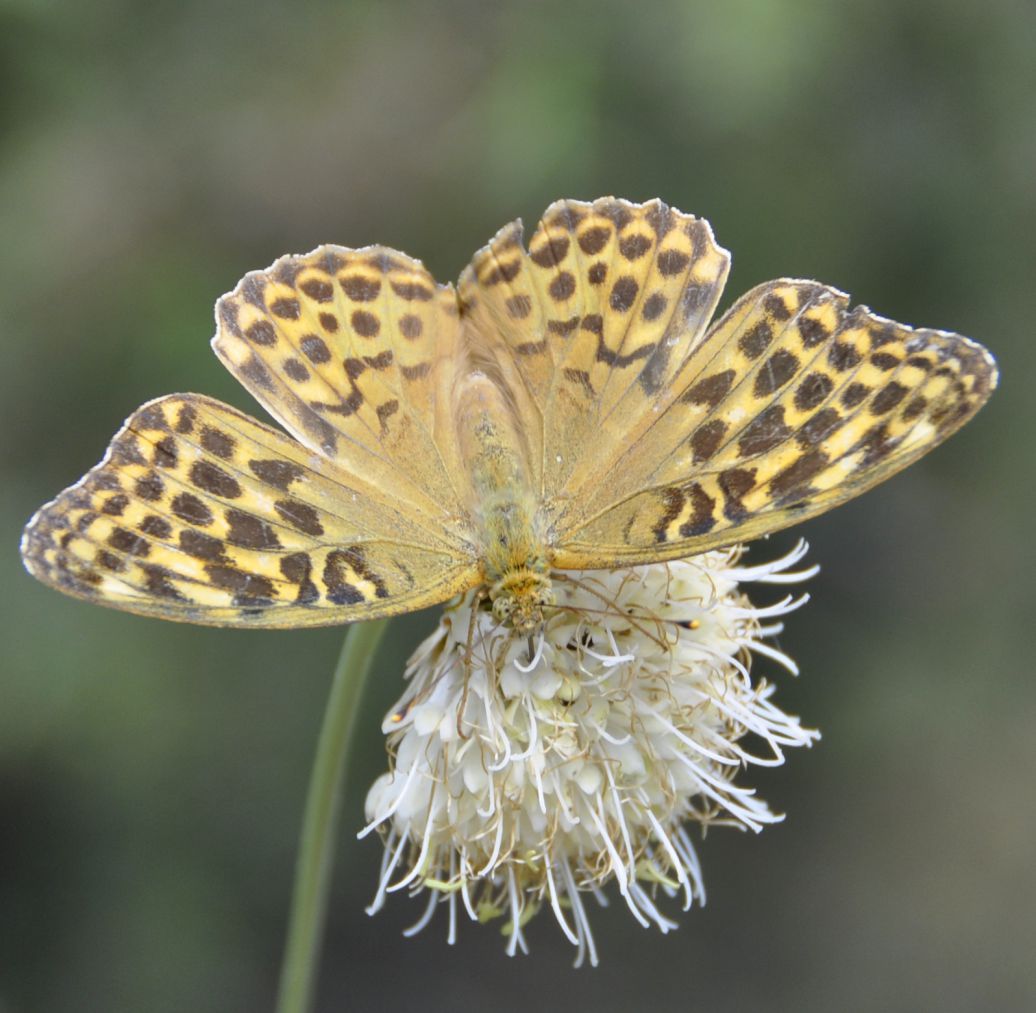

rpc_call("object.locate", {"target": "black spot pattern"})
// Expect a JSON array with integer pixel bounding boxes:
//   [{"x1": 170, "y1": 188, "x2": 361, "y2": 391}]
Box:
[
  {"x1": 609, "y1": 276, "x2": 639, "y2": 312},
  {"x1": 190, "y1": 461, "x2": 242, "y2": 499},
  {"x1": 171, "y1": 491, "x2": 215, "y2": 526}
]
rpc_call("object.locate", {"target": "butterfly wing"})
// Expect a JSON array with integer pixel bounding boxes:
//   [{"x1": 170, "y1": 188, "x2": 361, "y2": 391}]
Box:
[
  {"x1": 552, "y1": 279, "x2": 998, "y2": 567},
  {"x1": 21, "y1": 394, "x2": 478, "y2": 627},
  {"x1": 213, "y1": 244, "x2": 470, "y2": 532},
  {"x1": 457, "y1": 197, "x2": 731, "y2": 507}
]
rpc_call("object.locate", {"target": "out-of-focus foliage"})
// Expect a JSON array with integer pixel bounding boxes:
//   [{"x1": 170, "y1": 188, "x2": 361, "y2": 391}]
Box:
[{"x1": 1, "y1": 1, "x2": 1033, "y2": 1011}]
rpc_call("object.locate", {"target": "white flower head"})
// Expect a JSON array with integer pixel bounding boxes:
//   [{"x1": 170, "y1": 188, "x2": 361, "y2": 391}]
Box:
[{"x1": 362, "y1": 541, "x2": 819, "y2": 966}]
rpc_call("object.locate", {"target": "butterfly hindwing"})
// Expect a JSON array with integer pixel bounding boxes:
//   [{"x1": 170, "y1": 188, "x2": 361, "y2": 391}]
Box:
[
  {"x1": 553, "y1": 279, "x2": 998, "y2": 567},
  {"x1": 21, "y1": 395, "x2": 478, "y2": 627}
]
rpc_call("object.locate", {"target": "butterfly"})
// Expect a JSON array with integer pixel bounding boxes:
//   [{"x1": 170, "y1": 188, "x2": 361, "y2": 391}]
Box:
[{"x1": 21, "y1": 198, "x2": 997, "y2": 631}]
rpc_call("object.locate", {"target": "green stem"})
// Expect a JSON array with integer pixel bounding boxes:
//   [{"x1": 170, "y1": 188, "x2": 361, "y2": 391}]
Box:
[{"x1": 276, "y1": 618, "x2": 390, "y2": 1013}]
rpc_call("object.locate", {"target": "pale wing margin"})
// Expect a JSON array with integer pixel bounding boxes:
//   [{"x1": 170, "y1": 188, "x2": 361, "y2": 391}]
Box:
[
  {"x1": 21, "y1": 394, "x2": 479, "y2": 627},
  {"x1": 553, "y1": 279, "x2": 998, "y2": 568}
]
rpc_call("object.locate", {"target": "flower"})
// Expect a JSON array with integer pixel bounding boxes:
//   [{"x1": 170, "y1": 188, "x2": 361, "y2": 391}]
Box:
[{"x1": 362, "y1": 541, "x2": 820, "y2": 966}]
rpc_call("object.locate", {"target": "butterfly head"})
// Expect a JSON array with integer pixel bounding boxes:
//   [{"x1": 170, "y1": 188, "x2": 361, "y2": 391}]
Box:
[{"x1": 489, "y1": 569, "x2": 555, "y2": 635}]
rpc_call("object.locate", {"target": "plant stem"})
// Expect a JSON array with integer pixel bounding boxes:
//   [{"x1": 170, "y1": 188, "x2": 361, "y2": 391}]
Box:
[{"x1": 276, "y1": 618, "x2": 390, "y2": 1013}]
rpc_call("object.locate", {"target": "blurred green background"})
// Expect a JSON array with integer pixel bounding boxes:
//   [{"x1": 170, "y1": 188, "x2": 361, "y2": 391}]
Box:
[{"x1": 2, "y1": 1, "x2": 1033, "y2": 1010}]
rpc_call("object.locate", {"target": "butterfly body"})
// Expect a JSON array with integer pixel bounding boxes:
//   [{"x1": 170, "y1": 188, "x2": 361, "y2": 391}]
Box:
[
  {"x1": 456, "y1": 370, "x2": 555, "y2": 632},
  {"x1": 21, "y1": 198, "x2": 997, "y2": 630}
]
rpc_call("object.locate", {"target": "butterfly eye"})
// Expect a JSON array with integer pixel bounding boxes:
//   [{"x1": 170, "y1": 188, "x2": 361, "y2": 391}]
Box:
[
  {"x1": 535, "y1": 586, "x2": 556, "y2": 609},
  {"x1": 491, "y1": 597, "x2": 514, "y2": 622}
]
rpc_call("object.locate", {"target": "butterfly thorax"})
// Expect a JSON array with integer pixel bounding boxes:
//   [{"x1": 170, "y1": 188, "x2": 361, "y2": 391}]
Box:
[{"x1": 457, "y1": 371, "x2": 554, "y2": 633}]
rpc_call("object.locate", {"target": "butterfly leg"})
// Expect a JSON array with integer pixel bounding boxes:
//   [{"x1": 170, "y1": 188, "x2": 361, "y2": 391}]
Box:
[{"x1": 456, "y1": 587, "x2": 489, "y2": 741}]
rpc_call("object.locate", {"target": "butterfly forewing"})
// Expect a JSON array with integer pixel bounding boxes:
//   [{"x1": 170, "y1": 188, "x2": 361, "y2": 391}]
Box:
[
  {"x1": 552, "y1": 278, "x2": 997, "y2": 567},
  {"x1": 213, "y1": 245, "x2": 470, "y2": 531},
  {"x1": 21, "y1": 395, "x2": 478, "y2": 627},
  {"x1": 458, "y1": 198, "x2": 730, "y2": 506}
]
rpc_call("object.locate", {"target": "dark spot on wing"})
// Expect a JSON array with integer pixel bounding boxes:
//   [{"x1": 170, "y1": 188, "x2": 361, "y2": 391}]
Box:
[
  {"x1": 530, "y1": 236, "x2": 570, "y2": 267},
  {"x1": 871, "y1": 351, "x2": 901, "y2": 371},
  {"x1": 171, "y1": 492, "x2": 214, "y2": 526},
  {"x1": 578, "y1": 226, "x2": 611, "y2": 255},
  {"x1": 100, "y1": 493, "x2": 129, "y2": 516},
  {"x1": 642, "y1": 292, "x2": 668, "y2": 322},
  {"x1": 270, "y1": 297, "x2": 300, "y2": 320},
  {"x1": 549, "y1": 272, "x2": 576, "y2": 301},
  {"x1": 152, "y1": 436, "x2": 178, "y2": 469},
  {"x1": 390, "y1": 280, "x2": 434, "y2": 301},
  {"x1": 249, "y1": 459, "x2": 305, "y2": 490},
  {"x1": 399, "y1": 314, "x2": 423, "y2": 339},
  {"x1": 107, "y1": 526, "x2": 150, "y2": 557},
  {"x1": 828, "y1": 340, "x2": 863, "y2": 371},
  {"x1": 770, "y1": 448, "x2": 829, "y2": 499},
  {"x1": 301, "y1": 278, "x2": 334, "y2": 302},
  {"x1": 719, "y1": 467, "x2": 756, "y2": 521},
  {"x1": 609, "y1": 276, "x2": 639, "y2": 312},
  {"x1": 871, "y1": 380, "x2": 909, "y2": 414},
  {"x1": 690, "y1": 419, "x2": 727, "y2": 462},
  {"x1": 275, "y1": 499, "x2": 324, "y2": 537},
  {"x1": 618, "y1": 234, "x2": 652, "y2": 260},
  {"x1": 656, "y1": 250, "x2": 690, "y2": 277},
  {"x1": 139, "y1": 514, "x2": 172, "y2": 539},
  {"x1": 226, "y1": 508, "x2": 281, "y2": 550},
  {"x1": 141, "y1": 565, "x2": 185, "y2": 600},
  {"x1": 190, "y1": 461, "x2": 242, "y2": 499},
  {"x1": 798, "y1": 316, "x2": 831, "y2": 347},
  {"x1": 200, "y1": 426, "x2": 235, "y2": 459},
  {"x1": 739, "y1": 321, "x2": 773, "y2": 360},
  {"x1": 281, "y1": 552, "x2": 319, "y2": 604},
  {"x1": 794, "y1": 373, "x2": 835, "y2": 411},
  {"x1": 340, "y1": 276, "x2": 381, "y2": 301},
  {"x1": 678, "y1": 483, "x2": 717, "y2": 538},
  {"x1": 284, "y1": 358, "x2": 310, "y2": 382},
  {"x1": 763, "y1": 293, "x2": 792, "y2": 320},
  {"x1": 246, "y1": 320, "x2": 277, "y2": 346},
  {"x1": 351, "y1": 310, "x2": 380, "y2": 337},
  {"x1": 797, "y1": 407, "x2": 843, "y2": 446},
  {"x1": 753, "y1": 350, "x2": 800, "y2": 397},
  {"x1": 205, "y1": 564, "x2": 275, "y2": 603},
  {"x1": 738, "y1": 404, "x2": 792, "y2": 456},
  {"x1": 682, "y1": 369, "x2": 735, "y2": 407},
  {"x1": 301, "y1": 335, "x2": 332, "y2": 364},
  {"x1": 179, "y1": 529, "x2": 228, "y2": 562},
  {"x1": 841, "y1": 382, "x2": 870, "y2": 408},
  {"x1": 506, "y1": 294, "x2": 532, "y2": 319}
]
